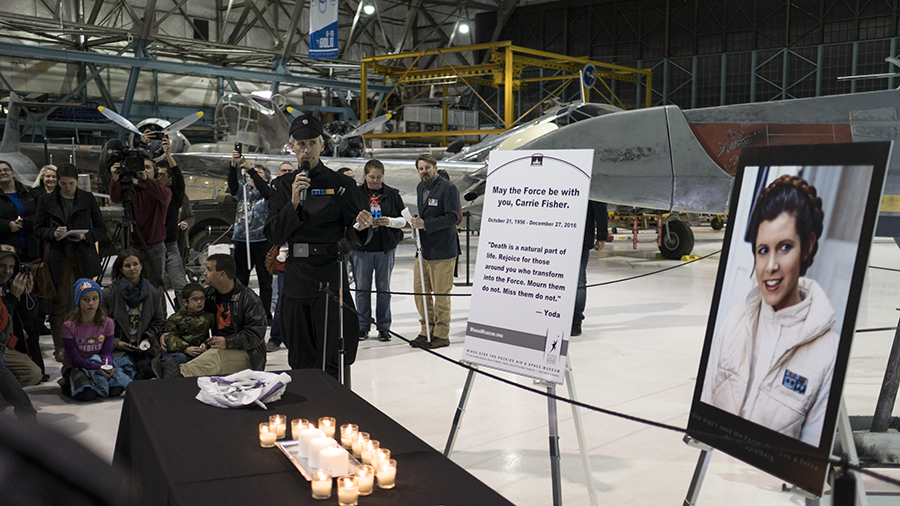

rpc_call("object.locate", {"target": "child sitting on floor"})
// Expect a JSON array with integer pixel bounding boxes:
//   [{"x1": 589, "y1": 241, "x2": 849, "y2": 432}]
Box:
[
  {"x1": 60, "y1": 278, "x2": 133, "y2": 400},
  {"x1": 157, "y1": 283, "x2": 214, "y2": 374}
]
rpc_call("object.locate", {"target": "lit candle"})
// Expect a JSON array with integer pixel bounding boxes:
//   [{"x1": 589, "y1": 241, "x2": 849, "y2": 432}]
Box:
[
  {"x1": 310, "y1": 468, "x2": 332, "y2": 500},
  {"x1": 374, "y1": 448, "x2": 391, "y2": 467},
  {"x1": 361, "y1": 439, "x2": 380, "y2": 465},
  {"x1": 308, "y1": 435, "x2": 338, "y2": 469},
  {"x1": 337, "y1": 476, "x2": 359, "y2": 506},
  {"x1": 352, "y1": 432, "x2": 369, "y2": 457},
  {"x1": 318, "y1": 417, "x2": 336, "y2": 438},
  {"x1": 340, "y1": 423, "x2": 358, "y2": 448},
  {"x1": 297, "y1": 427, "x2": 324, "y2": 458},
  {"x1": 376, "y1": 459, "x2": 397, "y2": 489},
  {"x1": 291, "y1": 418, "x2": 309, "y2": 440},
  {"x1": 319, "y1": 445, "x2": 349, "y2": 476},
  {"x1": 269, "y1": 414, "x2": 287, "y2": 439},
  {"x1": 356, "y1": 464, "x2": 374, "y2": 496},
  {"x1": 259, "y1": 423, "x2": 276, "y2": 448}
]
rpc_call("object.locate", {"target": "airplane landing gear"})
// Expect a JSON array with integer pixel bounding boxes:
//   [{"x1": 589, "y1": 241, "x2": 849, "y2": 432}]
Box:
[{"x1": 658, "y1": 219, "x2": 694, "y2": 260}]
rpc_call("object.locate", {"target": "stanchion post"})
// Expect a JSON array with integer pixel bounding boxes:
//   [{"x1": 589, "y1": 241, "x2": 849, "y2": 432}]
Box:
[
  {"x1": 564, "y1": 359, "x2": 598, "y2": 506},
  {"x1": 455, "y1": 211, "x2": 473, "y2": 287},
  {"x1": 321, "y1": 281, "x2": 329, "y2": 373},
  {"x1": 444, "y1": 364, "x2": 478, "y2": 457},
  {"x1": 547, "y1": 383, "x2": 563, "y2": 506},
  {"x1": 338, "y1": 255, "x2": 345, "y2": 385}
]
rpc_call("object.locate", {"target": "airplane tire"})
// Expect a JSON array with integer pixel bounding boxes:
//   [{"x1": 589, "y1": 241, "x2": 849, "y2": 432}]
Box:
[
  {"x1": 710, "y1": 216, "x2": 724, "y2": 230},
  {"x1": 658, "y1": 220, "x2": 694, "y2": 260}
]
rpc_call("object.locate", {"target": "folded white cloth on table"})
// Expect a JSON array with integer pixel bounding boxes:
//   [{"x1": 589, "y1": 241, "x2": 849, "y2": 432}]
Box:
[{"x1": 196, "y1": 369, "x2": 292, "y2": 409}]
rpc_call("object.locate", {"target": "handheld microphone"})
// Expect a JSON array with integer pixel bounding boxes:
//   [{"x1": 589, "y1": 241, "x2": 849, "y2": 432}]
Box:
[{"x1": 299, "y1": 160, "x2": 310, "y2": 205}]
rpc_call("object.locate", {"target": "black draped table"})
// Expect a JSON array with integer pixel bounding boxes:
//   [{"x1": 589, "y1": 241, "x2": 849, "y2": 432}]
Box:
[{"x1": 114, "y1": 369, "x2": 514, "y2": 506}]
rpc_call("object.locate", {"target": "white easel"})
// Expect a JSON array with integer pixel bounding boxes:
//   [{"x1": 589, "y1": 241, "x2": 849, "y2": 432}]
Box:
[
  {"x1": 443, "y1": 355, "x2": 599, "y2": 506},
  {"x1": 683, "y1": 399, "x2": 867, "y2": 506}
]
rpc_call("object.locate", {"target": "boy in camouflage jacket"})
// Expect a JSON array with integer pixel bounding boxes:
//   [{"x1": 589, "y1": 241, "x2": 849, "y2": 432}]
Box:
[{"x1": 159, "y1": 283, "x2": 215, "y2": 366}]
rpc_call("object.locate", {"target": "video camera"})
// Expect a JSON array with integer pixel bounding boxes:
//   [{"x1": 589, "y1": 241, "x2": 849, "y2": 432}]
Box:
[
  {"x1": 99, "y1": 139, "x2": 151, "y2": 206},
  {"x1": 100, "y1": 139, "x2": 151, "y2": 178}
]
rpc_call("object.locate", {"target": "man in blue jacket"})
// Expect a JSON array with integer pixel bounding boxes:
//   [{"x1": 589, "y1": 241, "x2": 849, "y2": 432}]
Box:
[{"x1": 409, "y1": 154, "x2": 460, "y2": 349}]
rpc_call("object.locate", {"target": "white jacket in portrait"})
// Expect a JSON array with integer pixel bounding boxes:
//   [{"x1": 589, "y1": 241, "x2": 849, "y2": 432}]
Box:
[{"x1": 701, "y1": 277, "x2": 839, "y2": 446}]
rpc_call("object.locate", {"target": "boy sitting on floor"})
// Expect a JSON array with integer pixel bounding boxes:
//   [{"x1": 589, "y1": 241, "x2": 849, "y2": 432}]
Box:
[{"x1": 154, "y1": 283, "x2": 214, "y2": 376}]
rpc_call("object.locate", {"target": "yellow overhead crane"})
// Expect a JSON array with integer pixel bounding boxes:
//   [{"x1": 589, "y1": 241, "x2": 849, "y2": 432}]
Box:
[{"x1": 360, "y1": 41, "x2": 652, "y2": 145}]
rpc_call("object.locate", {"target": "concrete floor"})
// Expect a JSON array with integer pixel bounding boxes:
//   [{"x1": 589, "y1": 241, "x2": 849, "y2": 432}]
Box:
[{"x1": 8, "y1": 227, "x2": 900, "y2": 505}]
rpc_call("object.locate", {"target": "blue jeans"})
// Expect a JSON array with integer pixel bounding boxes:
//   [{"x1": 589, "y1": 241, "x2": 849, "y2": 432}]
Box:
[
  {"x1": 160, "y1": 352, "x2": 189, "y2": 365},
  {"x1": 269, "y1": 272, "x2": 285, "y2": 345},
  {"x1": 351, "y1": 249, "x2": 396, "y2": 333},
  {"x1": 573, "y1": 243, "x2": 591, "y2": 324}
]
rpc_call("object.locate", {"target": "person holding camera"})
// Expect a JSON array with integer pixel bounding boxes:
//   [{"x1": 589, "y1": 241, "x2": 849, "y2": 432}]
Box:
[
  {"x1": 34, "y1": 163, "x2": 107, "y2": 363},
  {"x1": 108, "y1": 151, "x2": 172, "y2": 288},
  {"x1": 0, "y1": 244, "x2": 37, "y2": 420},
  {"x1": 152, "y1": 134, "x2": 188, "y2": 305},
  {"x1": 0, "y1": 244, "x2": 42, "y2": 389},
  {"x1": 228, "y1": 150, "x2": 273, "y2": 321}
]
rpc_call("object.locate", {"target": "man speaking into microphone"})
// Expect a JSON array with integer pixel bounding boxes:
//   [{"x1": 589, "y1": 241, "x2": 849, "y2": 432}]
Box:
[{"x1": 265, "y1": 114, "x2": 372, "y2": 382}]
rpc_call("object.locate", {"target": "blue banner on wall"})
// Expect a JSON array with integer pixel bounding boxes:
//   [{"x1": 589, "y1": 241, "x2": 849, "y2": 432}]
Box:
[{"x1": 309, "y1": 0, "x2": 339, "y2": 59}]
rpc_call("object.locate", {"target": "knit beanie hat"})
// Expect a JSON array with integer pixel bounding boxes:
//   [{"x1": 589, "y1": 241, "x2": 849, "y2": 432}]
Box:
[{"x1": 74, "y1": 278, "x2": 102, "y2": 306}]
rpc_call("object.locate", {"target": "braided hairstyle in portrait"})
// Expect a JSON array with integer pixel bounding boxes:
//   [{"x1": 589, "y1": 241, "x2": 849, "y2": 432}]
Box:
[{"x1": 748, "y1": 174, "x2": 825, "y2": 277}]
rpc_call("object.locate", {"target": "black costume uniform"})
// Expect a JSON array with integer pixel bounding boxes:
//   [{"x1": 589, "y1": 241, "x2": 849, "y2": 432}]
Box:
[{"x1": 264, "y1": 161, "x2": 367, "y2": 379}]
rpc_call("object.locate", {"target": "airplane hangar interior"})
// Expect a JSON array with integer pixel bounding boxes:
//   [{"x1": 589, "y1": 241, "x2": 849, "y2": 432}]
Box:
[{"x1": 4, "y1": 0, "x2": 900, "y2": 505}]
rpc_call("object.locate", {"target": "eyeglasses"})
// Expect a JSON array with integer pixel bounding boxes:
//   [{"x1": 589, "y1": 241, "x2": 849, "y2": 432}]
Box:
[{"x1": 188, "y1": 296, "x2": 205, "y2": 303}]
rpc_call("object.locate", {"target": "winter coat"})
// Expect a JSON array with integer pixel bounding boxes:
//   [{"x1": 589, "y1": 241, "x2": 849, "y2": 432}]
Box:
[
  {"x1": 34, "y1": 188, "x2": 107, "y2": 285},
  {"x1": 701, "y1": 277, "x2": 839, "y2": 446}
]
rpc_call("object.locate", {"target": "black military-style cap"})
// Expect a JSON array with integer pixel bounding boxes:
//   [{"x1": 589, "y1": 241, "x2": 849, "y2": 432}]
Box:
[{"x1": 290, "y1": 114, "x2": 325, "y2": 141}]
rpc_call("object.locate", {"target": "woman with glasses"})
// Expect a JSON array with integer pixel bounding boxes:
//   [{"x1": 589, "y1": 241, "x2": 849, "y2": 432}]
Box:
[{"x1": 0, "y1": 160, "x2": 40, "y2": 262}]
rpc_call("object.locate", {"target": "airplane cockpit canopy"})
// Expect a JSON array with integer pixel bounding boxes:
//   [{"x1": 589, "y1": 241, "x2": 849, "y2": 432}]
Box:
[{"x1": 213, "y1": 92, "x2": 291, "y2": 154}]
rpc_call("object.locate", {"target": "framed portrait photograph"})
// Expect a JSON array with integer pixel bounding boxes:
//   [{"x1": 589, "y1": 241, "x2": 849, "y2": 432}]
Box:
[{"x1": 686, "y1": 142, "x2": 891, "y2": 496}]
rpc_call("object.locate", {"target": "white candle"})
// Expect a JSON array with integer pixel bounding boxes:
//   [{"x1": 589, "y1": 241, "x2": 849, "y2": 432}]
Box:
[
  {"x1": 291, "y1": 418, "x2": 309, "y2": 440},
  {"x1": 310, "y1": 468, "x2": 332, "y2": 500},
  {"x1": 337, "y1": 476, "x2": 359, "y2": 506},
  {"x1": 269, "y1": 414, "x2": 287, "y2": 439},
  {"x1": 361, "y1": 439, "x2": 379, "y2": 465},
  {"x1": 308, "y1": 436, "x2": 338, "y2": 469},
  {"x1": 318, "y1": 445, "x2": 349, "y2": 477},
  {"x1": 376, "y1": 459, "x2": 397, "y2": 489},
  {"x1": 352, "y1": 432, "x2": 369, "y2": 457},
  {"x1": 340, "y1": 423, "x2": 358, "y2": 448},
  {"x1": 356, "y1": 464, "x2": 374, "y2": 496},
  {"x1": 297, "y1": 427, "x2": 324, "y2": 458},
  {"x1": 259, "y1": 423, "x2": 276, "y2": 448},
  {"x1": 318, "y1": 417, "x2": 336, "y2": 438}
]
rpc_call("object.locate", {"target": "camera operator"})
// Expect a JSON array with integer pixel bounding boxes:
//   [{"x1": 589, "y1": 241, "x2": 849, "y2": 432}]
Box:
[
  {"x1": 152, "y1": 134, "x2": 188, "y2": 306},
  {"x1": 108, "y1": 148, "x2": 172, "y2": 289}
]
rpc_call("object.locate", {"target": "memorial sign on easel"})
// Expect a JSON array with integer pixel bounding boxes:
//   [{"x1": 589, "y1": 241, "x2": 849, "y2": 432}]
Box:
[
  {"x1": 686, "y1": 142, "x2": 890, "y2": 496},
  {"x1": 462, "y1": 150, "x2": 592, "y2": 384}
]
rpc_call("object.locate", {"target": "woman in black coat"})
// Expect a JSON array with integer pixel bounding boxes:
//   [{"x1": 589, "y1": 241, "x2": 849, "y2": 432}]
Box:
[
  {"x1": 33, "y1": 163, "x2": 107, "y2": 361},
  {"x1": 0, "y1": 160, "x2": 40, "y2": 262}
]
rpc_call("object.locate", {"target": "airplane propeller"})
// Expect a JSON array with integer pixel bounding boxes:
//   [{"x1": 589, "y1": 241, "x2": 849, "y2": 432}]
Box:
[
  {"x1": 286, "y1": 107, "x2": 391, "y2": 143},
  {"x1": 98, "y1": 107, "x2": 204, "y2": 137},
  {"x1": 330, "y1": 113, "x2": 391, "y2": 148},
  {"x1": 97, "y1": 106, "x2": 142, "y2": 135}
]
